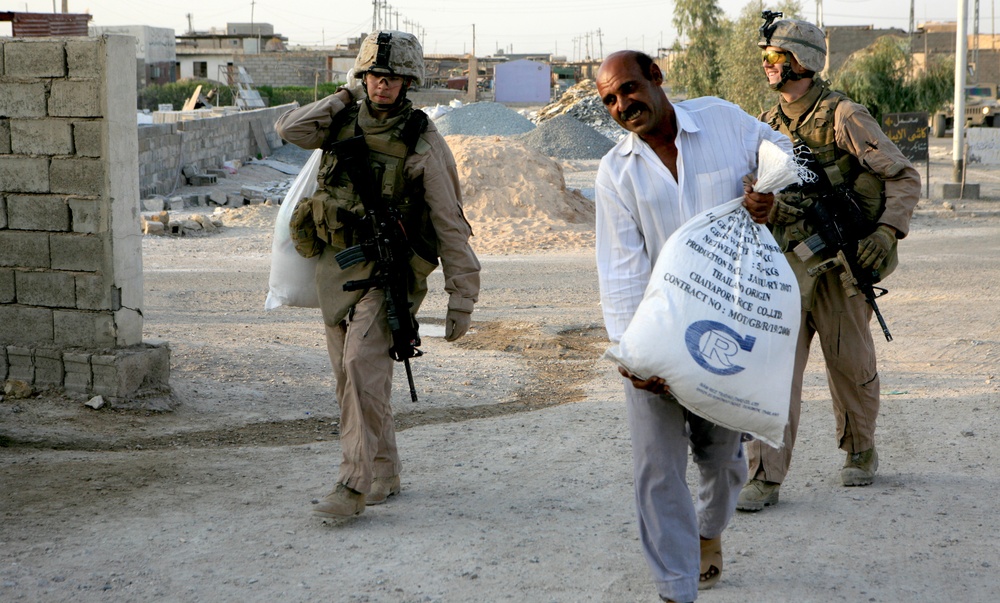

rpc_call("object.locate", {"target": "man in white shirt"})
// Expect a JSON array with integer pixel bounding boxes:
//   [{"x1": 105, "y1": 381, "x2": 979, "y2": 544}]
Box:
[{"x1": 595, "y1": 50, "x2": 792, "y2": 603}]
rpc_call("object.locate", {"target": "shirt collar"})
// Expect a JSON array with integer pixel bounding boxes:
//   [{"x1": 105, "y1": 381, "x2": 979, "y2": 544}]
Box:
[{"x1": 617, "y1": 101, "x2": 697, "y2": 156}]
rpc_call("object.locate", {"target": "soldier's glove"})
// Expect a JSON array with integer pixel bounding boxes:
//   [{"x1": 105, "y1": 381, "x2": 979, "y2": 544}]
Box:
[
  {"x1": 768, "y1": 192, "x2": 805, "y2": 226},
  {"x1": 857, "y1": 224, "x2": 896, "y2": 270},
  {"x1": 445, "y1": 309, "x2": 472, "y2": 342},
  {"x1": 339, "y1": 69, "x2": 366, "y2": 102}
]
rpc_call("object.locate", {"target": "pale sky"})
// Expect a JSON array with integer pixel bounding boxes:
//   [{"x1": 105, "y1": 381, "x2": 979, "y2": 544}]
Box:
[{"x1": 5, "y1": 0, "x2": 973, "y2": 59}]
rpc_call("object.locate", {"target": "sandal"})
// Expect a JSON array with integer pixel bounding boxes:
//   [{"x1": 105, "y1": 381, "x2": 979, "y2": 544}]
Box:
[{"x1": 699, "y1": 536, "x2": 722, "y2": 590}]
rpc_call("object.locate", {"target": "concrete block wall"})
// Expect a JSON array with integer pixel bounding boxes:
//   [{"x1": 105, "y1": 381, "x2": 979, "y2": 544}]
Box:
[
  {"x1": 0, "y1": 35, "x2": 169, "y2": 398},
  {"x1": 137, "y1": 104, "x2": 294, "y2": 197},
  {"x1": 236, "y1": 52, "x2": 331, "y2": 87}
]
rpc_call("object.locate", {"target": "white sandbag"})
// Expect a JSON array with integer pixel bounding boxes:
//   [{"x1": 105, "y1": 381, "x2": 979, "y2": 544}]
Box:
[
  {"x1": 604, "y1": 140, "x2": 807, "y2": 447},
  {"x1": 264, "y1": 148, "x2": 323, "y2": 310}
]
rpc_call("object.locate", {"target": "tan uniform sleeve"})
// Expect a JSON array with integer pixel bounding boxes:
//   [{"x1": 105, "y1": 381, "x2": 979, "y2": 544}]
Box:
[
  {"x1": 834, "y1": 101, "x2": 921, "y2": 239},
  {"x1": 274, "y1": 94, "x2": 351, "y2": 150},
  {"x1": 405, "y1": 123, "x2": 481, "y2": 312}
]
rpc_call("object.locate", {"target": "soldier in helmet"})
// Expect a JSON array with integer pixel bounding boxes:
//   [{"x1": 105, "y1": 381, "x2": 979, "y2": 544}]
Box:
[
  {"x1": 275, "y1": 30, "x2": 481, "y2": 519},
  {"x1": 739, "y1": 17, "x2": 920, "y2": 511}
]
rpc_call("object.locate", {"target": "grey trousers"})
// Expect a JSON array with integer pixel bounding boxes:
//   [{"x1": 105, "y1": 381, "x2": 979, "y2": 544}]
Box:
[{"x1": 624, "y1": 383, "x2": 747, "y2": 602}]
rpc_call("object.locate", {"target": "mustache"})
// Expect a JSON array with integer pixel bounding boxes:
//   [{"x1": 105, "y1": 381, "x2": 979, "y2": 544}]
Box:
[{"x1": 621, "y1": 102, "x2": 648, "y2": 121}]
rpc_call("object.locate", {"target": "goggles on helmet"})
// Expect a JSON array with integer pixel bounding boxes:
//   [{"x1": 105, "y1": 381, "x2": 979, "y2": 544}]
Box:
[{"x1": 762, "y1": 49, "x2": 788, "y2": 65}]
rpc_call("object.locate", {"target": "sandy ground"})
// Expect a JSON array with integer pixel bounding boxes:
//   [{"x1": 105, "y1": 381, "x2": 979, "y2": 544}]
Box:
[{"x1": 2, "y1": 136, "x2": 1000, "y2": 602}]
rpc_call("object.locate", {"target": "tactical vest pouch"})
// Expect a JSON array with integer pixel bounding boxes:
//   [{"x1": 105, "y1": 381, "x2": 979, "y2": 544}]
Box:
[{"x1": 289, "y1": 195, "x2": 325, "y2": 258}]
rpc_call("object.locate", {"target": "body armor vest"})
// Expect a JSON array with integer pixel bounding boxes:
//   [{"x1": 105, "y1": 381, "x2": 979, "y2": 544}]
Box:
[
  {"x1": 304, "y1": 104, "x2": 438, "y2": 265},
  {"x1": 763, "y1": 83, "x2": 886, "y2": 252}
]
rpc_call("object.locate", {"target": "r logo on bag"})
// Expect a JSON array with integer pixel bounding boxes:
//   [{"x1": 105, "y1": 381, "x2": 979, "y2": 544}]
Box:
[{"x1": 684, "y1": 320, "x2": 757, "y2": 376}]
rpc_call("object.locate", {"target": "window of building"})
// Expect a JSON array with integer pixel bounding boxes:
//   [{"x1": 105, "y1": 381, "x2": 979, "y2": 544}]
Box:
[{"x1": 193, "y1": 61, "x2": 208, "y2": 78}]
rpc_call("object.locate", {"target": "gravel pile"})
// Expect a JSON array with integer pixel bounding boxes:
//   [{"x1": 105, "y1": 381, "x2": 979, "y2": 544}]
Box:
[
  {"x1": 433, "y1": 101, "x2": 536, "y2": 137},
  {"x1": 536, "y1": 80, "x2": 628, "y2": 143},
  {"x1": 517, "y1": 114, "x2": 614, "y2": 160}
]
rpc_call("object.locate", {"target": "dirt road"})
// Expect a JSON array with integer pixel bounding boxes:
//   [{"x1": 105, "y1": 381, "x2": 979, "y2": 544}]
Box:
[{"x1": 2, "y1": 137, "x2": 1000, "y2": 602}]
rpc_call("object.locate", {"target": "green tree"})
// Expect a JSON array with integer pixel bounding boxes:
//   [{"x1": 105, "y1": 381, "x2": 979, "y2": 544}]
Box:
[
  {"x1": 717, "y1": 1, "x2": 803, "y2": 115},
  {"x1": 667, "y1": 0, "x2": 725, "y2": 97},
  {"x1": 137, "y1": 80, "x2": 234, "y2": 111},
  {"x1": 831, "y1": 35, "x2": 954, "y2": 123}
]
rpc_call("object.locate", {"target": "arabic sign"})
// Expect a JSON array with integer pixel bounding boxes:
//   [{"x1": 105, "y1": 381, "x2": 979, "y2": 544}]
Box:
[
  {"x1": 966, "y1": 128, "x2": 1000, "y2": 165},
  {"x1": 881, "y1": 112, "x2": 929, "y2": 162}
]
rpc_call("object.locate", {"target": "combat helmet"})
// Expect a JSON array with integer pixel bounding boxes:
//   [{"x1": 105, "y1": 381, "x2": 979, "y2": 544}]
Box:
[
  {"x1": 354, "y1": 30, "x2": 425, "y2": 86},
  {"x1": 758, "y1": 17, "x2": 827, "y2": 74}
]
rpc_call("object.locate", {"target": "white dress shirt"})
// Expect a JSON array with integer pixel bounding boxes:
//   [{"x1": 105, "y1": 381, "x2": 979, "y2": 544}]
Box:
[{"x1": 596, "y1": 96, "x2": 793, "y2": 343}]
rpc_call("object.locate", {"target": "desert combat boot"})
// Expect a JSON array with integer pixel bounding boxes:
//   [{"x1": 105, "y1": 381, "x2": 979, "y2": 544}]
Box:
[
  {"x1": 736, "y1": 479, "x2": 780, "y2": 512},
  {"x1": 313, "y1": 483, "x2": 365, "y2": 518},
  {"x1": 841, "y1": 447, "x2": 878, "y2": 486},
  {"x1": 366, "y1": 475, "x2": 401, "y2": 505}
]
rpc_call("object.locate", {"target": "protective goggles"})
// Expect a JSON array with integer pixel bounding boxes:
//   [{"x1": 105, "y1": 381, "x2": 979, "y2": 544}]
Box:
[
  {"x1": 365, "y1": 71, "x2": 405, "y2": 87},
  {"x1": 761, "y1": 49, "x2": 788, "y2": 65}
]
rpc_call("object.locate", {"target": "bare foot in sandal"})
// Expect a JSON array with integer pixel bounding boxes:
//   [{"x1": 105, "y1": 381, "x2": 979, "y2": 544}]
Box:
[{"x1": 699, "y1": 536, "x2": 722, "y2": 590}]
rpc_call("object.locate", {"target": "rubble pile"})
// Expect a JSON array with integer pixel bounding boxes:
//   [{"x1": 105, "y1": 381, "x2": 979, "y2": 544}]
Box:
[
  {"x1": 140, "y1": 210, "x2": 224, "y2": 236},
  {"x1": 534, "y1": 80, "x2": 627, "y2": 143}
]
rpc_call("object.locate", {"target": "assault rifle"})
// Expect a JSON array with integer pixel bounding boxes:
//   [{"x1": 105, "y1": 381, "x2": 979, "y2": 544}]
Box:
[
  {"x1": 327, "y1": 134, "x2": 423, "y2": 402},
  {"x1": 789, "y1": 144, "x2": 894, "y2": 342}
]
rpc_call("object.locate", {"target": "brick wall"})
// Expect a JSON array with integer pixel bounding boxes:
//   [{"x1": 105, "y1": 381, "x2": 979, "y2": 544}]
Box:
[
  {"x1": 0, "y1": 35, "x2": 169, "y2": 398},
  {"x1": 137, "y1": 103, "x2": 294, "y2": 197}
]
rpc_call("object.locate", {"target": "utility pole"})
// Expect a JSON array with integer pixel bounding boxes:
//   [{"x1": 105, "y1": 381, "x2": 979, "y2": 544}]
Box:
[
  {"x1": 597, "y1": 28, "x2": 603, "y2": 59},
  {"x1": 954, "y1": 0, "x2": 969, "y2": 182},
  {"x1": 372, "y1": 0, "x2": 378, "y2": 32},
  {"x1": 467, "y1": 24, "x2": 477, "y2": 103}
]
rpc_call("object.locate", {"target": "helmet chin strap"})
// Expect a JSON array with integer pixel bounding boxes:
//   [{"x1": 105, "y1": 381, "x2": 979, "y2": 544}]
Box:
[{"x1": 770, "y1": 63, "x2": 814, "y2": 91}]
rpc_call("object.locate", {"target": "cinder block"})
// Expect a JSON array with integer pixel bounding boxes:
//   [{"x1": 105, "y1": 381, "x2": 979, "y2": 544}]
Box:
[
  {"x1": 48, "y1": 81, "x2": 102, "y2": 118},
  {"x1": 3, "y1": 40, "x2": 66, "y2": 78},
  {"x1": 73, "y1": 121, "x2": 103, "y2": 157},
  {"x1": 0, "y1": 196, "x2": 6, "y2": 229},
  {"x1": 0, "y1": 269, "x2": 13, "y2": 304},
  {"x1": 50, "y1": 158, "x2": 105, "y2": 196},
  {"x1": 5, "y1": 346, "x2": 33, "y2": 382},
  {"x1": 63, "y1": 351, "x2": 92, "y2": 393},
  {"x1": 66, "y1": 39, "x2": 103, "y2": 78},
  {"x1": 34, "y1": 348, "x2": 64, "y2": 388},
  {"x1": 0, "y1": 157, "x2": 50, "y2": 193},
  {"x1": 75, "y1": 273, "x2": 113, "y2": 310},
  {"x1": 0, "y1": 119, "x2": 10, "y2": 154},
  {"x1": 0, "y1": 231, "x2": 51, "y2": 269},
  {"x1": 0, "y1": 83, "x2": 48, "y2": 119},
  {"x1": 15, "y1": 270, "x2": 76, "y2": 308},
  {"x1": 68, "y1": 198, "x2": 101, "y2": 234},
  {"x1": 91, "y1": 343, "x2": 170, "y2": 398},
  {"x1": 188, "y1": 174, "x2": 218, "y2": 186},
  {"x1": 10, "y1": 119, "x2": 74, "y2": 156},
  {"x1": 53, "y1": 310, "x2": 116, "y2": 348},
  {"x1": 7, "y1": 195, "x2": 71, "y2": 232},
  {"x1": 934, "y1": 182, "x2": 980, "y2": 200},
  {"x1": 0, "y1": 306, "x2": 54, "y2": 346},
  {"x1": 49, "y1": 234, "x2": 104, "y2": 272}
]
